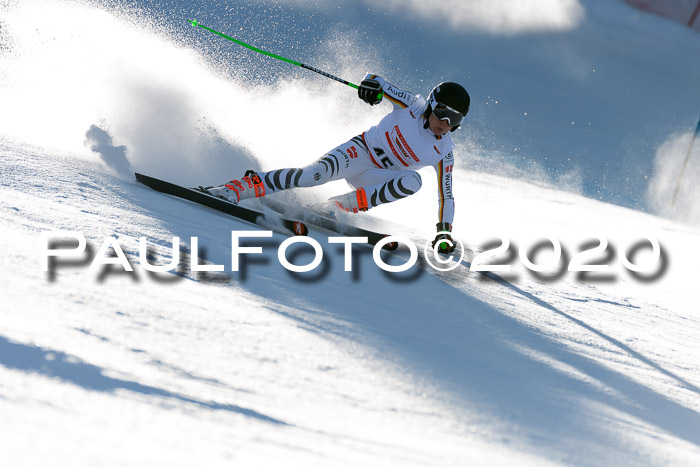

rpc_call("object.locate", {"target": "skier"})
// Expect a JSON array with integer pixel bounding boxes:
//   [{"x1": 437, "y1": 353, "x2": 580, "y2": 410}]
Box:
[{"x1": 201, "y1": 74, "x2": 470, "y2": 253}]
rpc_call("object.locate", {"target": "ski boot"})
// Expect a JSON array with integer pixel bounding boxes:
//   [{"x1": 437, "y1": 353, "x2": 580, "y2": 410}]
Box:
[
  {"x1": 197, "y1": 170, "x2": 265, "y2": 204},
  {"x1": 318, "y1": 187, "x2": 369, "y2": 217}
]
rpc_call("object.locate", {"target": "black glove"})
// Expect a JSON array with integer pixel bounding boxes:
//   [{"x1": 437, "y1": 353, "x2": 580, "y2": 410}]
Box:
[
  {"x1": 358, "y1": 78, "x2": 382, "y2": 105},
  {"x1": 432, "y1": 222, "x2": 455, "y2": 254}
]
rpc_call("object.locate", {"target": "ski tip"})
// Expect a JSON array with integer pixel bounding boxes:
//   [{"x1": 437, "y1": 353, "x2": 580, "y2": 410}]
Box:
[{"x1": 188, "y1": 19, "x2": 198, "y2": 27}]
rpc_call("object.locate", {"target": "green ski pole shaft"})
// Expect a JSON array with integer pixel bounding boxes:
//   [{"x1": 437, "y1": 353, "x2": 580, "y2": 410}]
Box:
[{"x1": 189, "y1": 19, "x2": 382, "y2": 101}]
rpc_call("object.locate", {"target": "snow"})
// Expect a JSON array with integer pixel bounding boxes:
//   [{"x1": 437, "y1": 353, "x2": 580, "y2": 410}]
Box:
[{"x1": 1, "y1": 0, "x2": 700, "y2": 465}]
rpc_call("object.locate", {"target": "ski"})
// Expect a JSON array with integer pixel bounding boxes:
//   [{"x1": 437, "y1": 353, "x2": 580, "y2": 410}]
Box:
[
  {"x1": 261, "y1": 199, "x2": 398, "y2": 251},
  {"x1": 135, "y1": 173, "x2": 309, "y2": 236},
  {"x1": 302, "y1": 212, "x2": 398, "y2": 250},
  {"x1": 135, "y1": 173, "x2": 396, "y2": 250}
]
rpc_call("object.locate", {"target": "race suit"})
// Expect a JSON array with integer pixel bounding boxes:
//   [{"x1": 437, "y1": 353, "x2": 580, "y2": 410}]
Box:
[{"x1": 250, "y1": 74, "x2": 456, "y2": 225}]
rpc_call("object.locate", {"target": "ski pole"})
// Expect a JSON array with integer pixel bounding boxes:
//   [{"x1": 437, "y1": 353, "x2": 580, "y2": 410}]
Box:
[
  {"x1": 188, "y1": 19, "x2": 382, "y2": 102},
  {"x1": 671, "y1": 113, "x2": 700, "y2": 206}
]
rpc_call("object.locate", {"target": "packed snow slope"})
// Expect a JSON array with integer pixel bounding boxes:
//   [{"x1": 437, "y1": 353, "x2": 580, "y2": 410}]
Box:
[{"x1": 2, "y1": 0, "x2": 700, "y2": 466}]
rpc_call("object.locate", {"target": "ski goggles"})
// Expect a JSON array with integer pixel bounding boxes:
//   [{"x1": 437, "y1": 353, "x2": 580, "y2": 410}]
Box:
[{"x1": 432, "y1": 103, "x2": 465, "y2": 127}]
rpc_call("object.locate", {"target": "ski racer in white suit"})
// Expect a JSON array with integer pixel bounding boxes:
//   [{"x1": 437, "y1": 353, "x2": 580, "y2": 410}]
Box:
[{"x1": 204, "y1": 74, "x2": 471, "y2": 253}]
